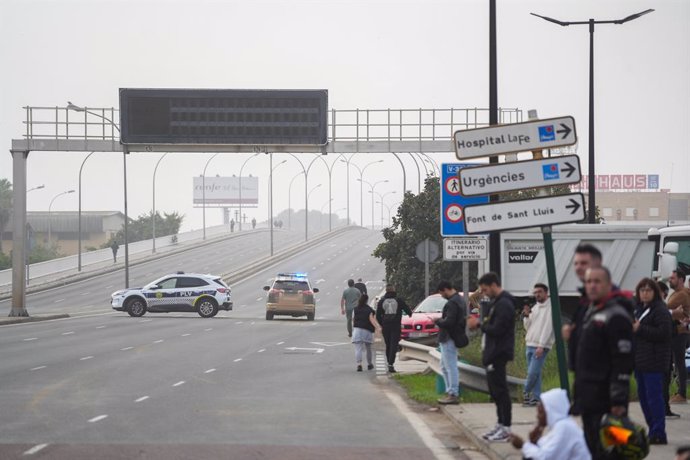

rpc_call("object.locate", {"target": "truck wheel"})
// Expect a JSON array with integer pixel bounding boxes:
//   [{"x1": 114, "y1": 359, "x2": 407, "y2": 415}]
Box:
[
  {"x1": 126, "y1": 298, "x2": 147, "y2": 317},
  {"x1": 197, "y1": 298, "x2": 219, "y2": 318},
  {"x1": 266, "y1": 311, "x2": 274, "y2": 320},
  {"x1": 306, "y1": 313, "x2": 315, "y2": 321}
]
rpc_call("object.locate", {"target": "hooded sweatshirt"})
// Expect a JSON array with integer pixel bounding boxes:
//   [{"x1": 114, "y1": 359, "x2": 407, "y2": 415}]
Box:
[
  {"x1": 523, "y1": 298, "x2": 555, "y2": 349},
  {"x1": 522, "y1": 388, "x2": 591, "y2": 460}
]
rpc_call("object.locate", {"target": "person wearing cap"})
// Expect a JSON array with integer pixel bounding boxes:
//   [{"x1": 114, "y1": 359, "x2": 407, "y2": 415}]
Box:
[{"x1": 511, "y1": 388, "x2": 591, "y2": 460}]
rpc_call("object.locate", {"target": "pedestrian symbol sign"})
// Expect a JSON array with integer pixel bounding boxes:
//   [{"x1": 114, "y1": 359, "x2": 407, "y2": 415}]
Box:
[{"x1": 440, "y1": 163, "x2": 489, "y2": 236}]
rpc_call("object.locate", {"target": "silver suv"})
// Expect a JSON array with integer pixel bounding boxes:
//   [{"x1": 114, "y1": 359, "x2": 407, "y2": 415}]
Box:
[{"x1": 111, "y1": 272, "x2": 232, "y2": 318}]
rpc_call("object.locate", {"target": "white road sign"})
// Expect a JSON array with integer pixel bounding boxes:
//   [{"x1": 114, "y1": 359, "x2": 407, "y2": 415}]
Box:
[
  {"x1": 454, "y1": 116, "x2": 577, "y2": 160},
  {"x1": 459, "y1": 155, "x2": 582, "y2": 196},
  {"x1": 443, "y1": 237, "x2": 488, "y2": 261},
  {"x1": 463, "y1": 193, "x2": 586, "y2": 234}
]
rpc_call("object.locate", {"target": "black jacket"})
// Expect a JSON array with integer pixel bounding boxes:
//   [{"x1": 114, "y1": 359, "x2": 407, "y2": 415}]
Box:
[
  {"x1": 567, "y1": 287, "x2": 590, "y2": 372},
  {"x1": 574, "y1": 292, "x2": 634, "y2": 413},
  {"x1": 435, "y1": 292, "x2": 467, "y2": 344},
  {"x1": 480, "y1": 290, "x2": 516, "y2": 366},
  {"x1": 633, "y1": 299, "x2": 673, "y2": 373},
  {"x1": 354, "y1": 282, "x2": 367, "y2": 295},
  {"x1": 376, "y1": 292, "x2": 412, "y2": 327}
]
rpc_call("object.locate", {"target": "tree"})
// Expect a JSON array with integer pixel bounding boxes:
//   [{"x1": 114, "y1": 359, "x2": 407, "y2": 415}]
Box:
[
  {"x1": 103, "y1": 211, "x2": 184, "y2": 247},
  {"x1": 0, "y1": 179, "x2": 12, "y2": 253},
  {"x1": 373, "y1": 176, "x2": 478, "y2": 307}
]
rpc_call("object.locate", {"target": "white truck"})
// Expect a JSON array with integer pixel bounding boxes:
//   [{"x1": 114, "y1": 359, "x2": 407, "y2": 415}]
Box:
[{"x1": 500, "y1": 223, "x2": 690, "y2": 315}]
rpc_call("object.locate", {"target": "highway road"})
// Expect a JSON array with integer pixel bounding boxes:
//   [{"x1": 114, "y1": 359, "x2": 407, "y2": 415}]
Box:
[{"x1": 0, "y1": 228, "x2": 468, "y2": 460}]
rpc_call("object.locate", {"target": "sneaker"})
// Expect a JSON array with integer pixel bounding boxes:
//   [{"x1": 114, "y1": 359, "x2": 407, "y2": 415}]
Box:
[
  {"x1": 666, "y1": 410, "x2": 681, "y2": 419},
  {"x1": 437, "y1": 394, "x2": 459, "y2": 405},
  {"x1": 522, "y1": 398, "x2": 539, "y2": 407},
  {"x1": 388, "y1": 365, "x2": 396, "y2": 373},
  {"x1": 481, "y1": 424, "x2": 501, "y2": 440},
  {"x1": 670, "y1": 394, "x2": 687, "y2": 404},
  {"x1": 356, "y1": 365, "x2": 363, "y2": 372},
  {"x1": 487, "y1": 426, "x2": 511, "y2": 443},
  {"x1": 367, "y1": 364, "x2": 374, "y2": 370}
]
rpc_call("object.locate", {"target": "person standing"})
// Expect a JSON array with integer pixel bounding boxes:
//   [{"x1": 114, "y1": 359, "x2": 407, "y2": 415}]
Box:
[
  {"x1": 110, "y1": 240, "x2": 119, "y2": 264},
  {"x1": 341, "y1": 279, "x2": 361, "y2": 338},
  {"x1": 230, "y1": 219, "x2": 235, "y2": 233},
  {"x1": 633, "y1": 277, "x2": 673, "y2": 445},
  {"x1": 376, "y1": 284, "x2": 412, "y2": 373},
  {"x1": 522, "y1": 283, "x2": 555, "y2": 407},
  {"x1": 467, "y1": 272, "x2": 515, "y2": 443},
  {"x1": 667, "y1": 269, "x2": 690, "y2": 405},
  {"x1": 251, "y1": 217, "x2": 256, "y2": 229},
  {"x1": 575, "y1": 266, "x2": 634, "y2": 459},
  {"x1": 354, "y1": 278, "x2": 368, "y2": 296},
  {"x1": 434, "y1": 281, "x2": 468, "y2": 405},
  {"x1": 351, "y1": 294, "x2": 381, "y2": 372}
]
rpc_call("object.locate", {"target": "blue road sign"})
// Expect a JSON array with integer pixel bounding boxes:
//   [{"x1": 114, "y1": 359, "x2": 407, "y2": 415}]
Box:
[{"x1": 440, "y1": 163, "x2": 489, "y2": 236}]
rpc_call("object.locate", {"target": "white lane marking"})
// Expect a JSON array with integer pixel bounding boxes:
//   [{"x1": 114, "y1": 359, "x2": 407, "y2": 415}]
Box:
[
  {"x1": 255, "y1": 297, "x2": 263, "y2": 301},
  {"x1": 139, "y1": 319, "x2": 152, "y2": 323},
  {"x1": 153, "y1": 339, "x2": 164, "y2": 344},
  {"x1": 204, "y1": 368, "x2": 216, "y2": 374},
  {"x1": 181, "y1": 333, "x2": 191, "y2": 337},
  {"x1": 120, "y1": 347, "x2": 133, "y2": 351},
  {"x1": 105, "y1": 285, "x2": 113, "y2": 289},
  {"x1": 30, "y1": 366, "x2": 46, "y2": 371},
  {"x1": 96, "y1": 325, "x2": 106, "y2": 329},
  {"x1": 23, "y1": 443, "x2": 49, "y2": 455},
  {"x1": 62, "y1": 331, "x2": 75, "y2": 335},
  {"x1": 384, "y1": 391, "x2": 453, "y2": 460},
  {"x1": 257, "y1": 349, "x2": 266, "y2": 353},
  {"x1": 54, "y1": 299, "x2": 65, "y2": 303},
  {"x1": 23, "y1": 337, "x2": 38, "y2": 341},
  {"x1": 204, "y1": 328, "x2": 213, "y2": 332},
  {"x1": 172, "y1": 381, "x2": 185, "y2": 387},
  {"x1": 135, "y1": 396, "x2": 149, "y2": 403},
  {"x1": 276, "y1": 341, "x2": 285, "y2": 345},
  {"x1": 240, "y1": 304, "x2": 247, "y2": 308},
  {"x1": 233, "y1": 358, "x2": 242, "y2": 362},
  {"x1": 80, "y1": 356, "x2": 94, "y2": 361},
  {"x1": 80, "y1": 292, "x2": 90, "y2": 296},
  {"x1": 250, "y1": 321, "x2": 255, "y2": 325},
  {"x1": 88, "y1": 415, "x2": 108, "y2": 423},
  {"x1": 235, "y1": 321, "x2": 244, "y2": 325}
]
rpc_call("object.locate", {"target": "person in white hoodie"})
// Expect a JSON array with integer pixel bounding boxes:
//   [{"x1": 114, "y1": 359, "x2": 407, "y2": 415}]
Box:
[
  {"x1": 511, "y1": 388, "x2": 591, "y2": 460},
  {"x1": 522, "y1": 283, "x2": 555, "y2": 406}
]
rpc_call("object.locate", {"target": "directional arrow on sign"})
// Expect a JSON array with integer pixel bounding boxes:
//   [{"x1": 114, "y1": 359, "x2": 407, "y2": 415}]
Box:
[
  {"x1": 556, "y1": 123, "x2": 572, "y2": 140},
  {"x1": 565, "y1": 198, "x2": 581, "y2": 214},
  {"x1": 562, "y1": 161, "x2": 577, "y2": 178}
]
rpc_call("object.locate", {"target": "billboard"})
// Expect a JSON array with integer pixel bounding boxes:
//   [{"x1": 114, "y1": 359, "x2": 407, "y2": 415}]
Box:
[
  {"x1": 576, "y1": 174, "x2": 660, "y2": 191},
  {"x1": 192, "y1": 176, "x2": 259, "y2": 207}
]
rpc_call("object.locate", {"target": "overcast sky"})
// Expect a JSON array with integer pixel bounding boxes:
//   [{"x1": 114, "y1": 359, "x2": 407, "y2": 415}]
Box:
[{"x1": 1, "y1": 0, "x2": 688, "y2": 231}]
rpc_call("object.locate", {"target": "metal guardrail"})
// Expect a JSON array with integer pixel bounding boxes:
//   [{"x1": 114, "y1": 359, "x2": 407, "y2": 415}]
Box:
[{"x1": 399, "y1": 339, "x2": 526, "y2": 397}]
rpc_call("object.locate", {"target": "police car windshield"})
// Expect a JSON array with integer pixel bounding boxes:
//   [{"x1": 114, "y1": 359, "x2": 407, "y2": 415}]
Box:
[{"x1": 274, "y1": 280, "x2": 310, "y2": 292}]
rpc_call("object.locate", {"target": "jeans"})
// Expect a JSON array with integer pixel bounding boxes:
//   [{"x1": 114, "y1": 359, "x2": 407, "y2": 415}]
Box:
[
  {"x1": 382, "y1": 325, "x2": 402, "y2": 366},
  {"x1": 487, "y1": 359, "x2": 511, "y2": 427},
  {"x1": 439, "y1": 339, "x2": 459, "y2": 397},
  {"x1": 354, "y1": 341, "x2": 373, "y2": 366},
  {"x1": 636, "y1": 371, "x2": 666, "y2": 441},
  {"x1": 345, "y1": 309, "x2": 353, "y2": 336},
  {"x1": 524, "y1": 346, "x2": 549, "y2": 399}
]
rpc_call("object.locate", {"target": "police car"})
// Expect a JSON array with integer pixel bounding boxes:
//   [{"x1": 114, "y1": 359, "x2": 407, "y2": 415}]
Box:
[
  {"x1": 111, "y1": 272, "x2": 233, "y2": 318},
  {"x1": 263, "y1": 273, "x2": 319, "y2": 321}
]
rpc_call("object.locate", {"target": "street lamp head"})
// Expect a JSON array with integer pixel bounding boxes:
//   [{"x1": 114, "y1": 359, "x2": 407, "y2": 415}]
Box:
[
  {"x1": 67, "y1": 101, "x2": 85, "y2": 112},
  {"x1": 616, "y1": 9, "x2": 654, "y2": 24},
  {"x1": 530, "y1": 12, "x2": 570, "y2": 26},
  {"x1": 67, "y1": 190, "x2": 75, "y2": 194}
]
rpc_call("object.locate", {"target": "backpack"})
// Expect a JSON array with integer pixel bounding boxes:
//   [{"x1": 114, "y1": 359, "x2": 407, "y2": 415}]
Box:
[{"x1": 382, "y1": 297, "x2": 399, "y2": 323}]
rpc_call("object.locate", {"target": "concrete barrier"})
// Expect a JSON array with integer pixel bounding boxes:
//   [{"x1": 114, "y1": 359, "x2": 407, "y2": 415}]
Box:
[{"x1": 398, "y1": 339, "x2": 526, "y2": 397}]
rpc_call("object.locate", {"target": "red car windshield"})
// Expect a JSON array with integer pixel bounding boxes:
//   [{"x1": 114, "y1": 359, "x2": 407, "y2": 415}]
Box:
[{"x1": 414, "y1": 296, "x2": 447, "y2": 313}]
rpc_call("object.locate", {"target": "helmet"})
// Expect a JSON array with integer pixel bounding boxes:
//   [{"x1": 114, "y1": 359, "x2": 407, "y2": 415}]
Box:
[{"x1": 599, "y1": 413, "x2": 649, "y2": 459}]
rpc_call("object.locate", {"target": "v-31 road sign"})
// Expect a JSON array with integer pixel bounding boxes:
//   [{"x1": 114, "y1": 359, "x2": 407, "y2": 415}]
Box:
[
  {"x1": 462, "y1": 193, "x2": 586, "y2": 235},
  {"x1": 454, "y1": 116, "x2": 577, "y2": 160},
  {"x1": 459, "y1": 155, "x2": 582, "y2": 196}
]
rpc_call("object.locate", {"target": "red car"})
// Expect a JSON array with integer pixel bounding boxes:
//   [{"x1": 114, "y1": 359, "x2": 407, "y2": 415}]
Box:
[{"x1": 401, "y1": 292, "x2": 479, "y2": 345}]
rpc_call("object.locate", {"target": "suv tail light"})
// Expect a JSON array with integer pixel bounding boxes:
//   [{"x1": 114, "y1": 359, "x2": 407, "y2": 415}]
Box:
[
  {"x1": 216, "y1": 287, "x2": 227, "y2": 293},
  {"x1": 302, "y1": 290, "x2": 313, "y2": 296}
]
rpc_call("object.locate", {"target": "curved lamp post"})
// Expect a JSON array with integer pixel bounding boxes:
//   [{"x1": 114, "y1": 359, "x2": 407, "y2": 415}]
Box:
[
  {"x1": 152, "y1": 153, "x2": 168, "y2": 253},
  {"x1": 238, "y1": 152, "x2": 261, "y2": 231},
  {"x1": 269, "y1": 156, "x2": 287, "y2": 256},
  {"x1": 345, "y1": 159, "x2": 383, "y2": 227},
  {"x1": 48, "y1": 189, "x2": 75, "y2": 243},
  {"x1": 288, "y1": 171, "x2": 304, "y2": 230},
  {"x1": 77, "y1": 151, "x2": 95, "y2": 271},
  {"x1": 201, "y1": 153, "x2": 220, "y2": 240},
  {"x1": 306, "y1": 184, "x2": 322, "y2": 239},
  {"x1": 358, "y1": 178, "x2": 388, "y2": 230},
  {"x1": 67, "y1": 102, "x2": 131, "y2": 287},
  {"x1": 372, "y1": 190, "x2": 396, "y2": 228}
]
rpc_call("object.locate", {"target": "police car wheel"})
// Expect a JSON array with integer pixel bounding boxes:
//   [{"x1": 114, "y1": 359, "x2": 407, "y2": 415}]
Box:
[
  {"x1": 126, "y1": 298, "x2": 147, "y2": 317},
  {"x1": 197, "y1": 298, "x2": 218, "y2": 318}
]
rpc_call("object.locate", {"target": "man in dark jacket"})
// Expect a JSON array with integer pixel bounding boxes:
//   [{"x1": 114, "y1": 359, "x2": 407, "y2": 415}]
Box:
[
  {"x1": 354, "y1": 278, "x2": 368, "y2": 296},
  {"x1": 434, "y1": 280, "x2": 468, "y2": 405},
  {"x1": 376, "y1": 285, "x2": 412, "y2": 373},
  {"x1": 575, "y1": 266, "x2": 634, "y2": 459},
  {"x1": 468, "y1": 272, "x2": 515, "y2": 443}
]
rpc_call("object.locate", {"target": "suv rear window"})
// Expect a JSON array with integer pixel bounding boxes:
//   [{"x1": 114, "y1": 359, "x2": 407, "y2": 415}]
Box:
[{"x1": 274, "y1": 280, "x2": 310, "y2": 292}]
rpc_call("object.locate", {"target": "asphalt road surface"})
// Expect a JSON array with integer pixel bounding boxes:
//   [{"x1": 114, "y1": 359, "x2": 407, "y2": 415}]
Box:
[{"x1": 0, "y1": 228, "x2": 469, "y2": 460}]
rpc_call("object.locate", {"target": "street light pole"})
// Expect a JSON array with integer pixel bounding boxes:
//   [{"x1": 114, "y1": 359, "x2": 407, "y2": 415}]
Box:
[
  {"x1": 530, "y1": 8, "x2": 654, "y2": 223},
  {"x1": 358, "y1": 179, "x2": 388, "y2": 230},
  {"x1": 78, "y1": 151, "x2": 95, "y2": 271},
  {"x1": 238, "y1": 153, "x2": 261, "y2": 232},
  {"x1": 152, "y1": 153, "x2": 168, "y2": 253},
  {"x1": 346, "y1": 160, "x2": 383, "y2": 227},
  {"x1": 269, "y1": 156, "x2": 287, "y2": 256},
  {"x1": 288, "y1": 172, "x2": 304, "y2": 230},
  {"x1": 202, "y1": 153, "x2": 219, "y2": 240},
  {"x1": 48, "y1": 190, "x2": 75, "y2": 243},
  {"x1": 306, "y1": 184, "x2": 322, "y2": 239}
]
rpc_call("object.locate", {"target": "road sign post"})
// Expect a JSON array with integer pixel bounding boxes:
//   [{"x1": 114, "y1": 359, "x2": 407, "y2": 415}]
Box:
[{"x1": 416, "y1": 239, "x2": 439, "y2": 298}]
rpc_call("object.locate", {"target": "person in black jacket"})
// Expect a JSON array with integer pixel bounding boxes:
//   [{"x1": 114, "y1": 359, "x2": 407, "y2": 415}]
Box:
[
  {"x1": 434, "y1": 280, "x2": 468, "y2": 405},
  {"x1": 376, "y1": 285, "x2": 412, "y2": 373},
  {"x1": 575, "y1": 266, "x2": 634, "y2": 459},
  {"x1": 633, "y1": 277, "x2": 673, "y2": 444},
  {"x1": 467, "y1": 272, "x2": 515, "y2": 443}
]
